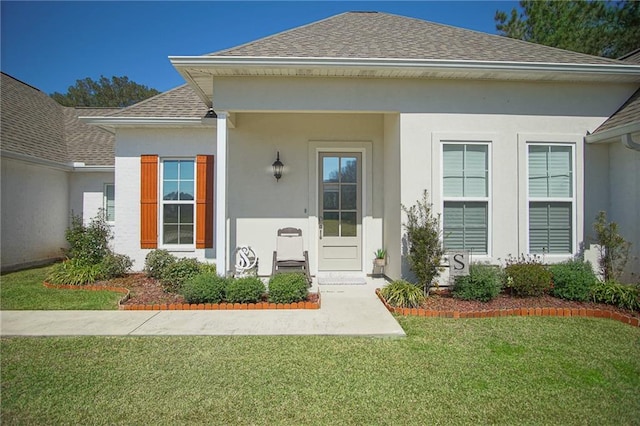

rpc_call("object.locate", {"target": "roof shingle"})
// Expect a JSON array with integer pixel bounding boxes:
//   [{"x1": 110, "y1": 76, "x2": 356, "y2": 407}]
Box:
[
  {"x1": 211, "y1": 11, "x2": 621, "y2": 65},
  {"x1": 108, "y1": 84, "x2": 207, "y2": 118}
]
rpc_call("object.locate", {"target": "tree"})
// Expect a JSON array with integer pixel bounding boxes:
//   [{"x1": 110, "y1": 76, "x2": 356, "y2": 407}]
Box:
[
  {"x1": 50, "y1": 75, "x2": 160, "y2": 107},
  {"x1": 495, "y1": 1, "x2": 640, "y2": 58}
]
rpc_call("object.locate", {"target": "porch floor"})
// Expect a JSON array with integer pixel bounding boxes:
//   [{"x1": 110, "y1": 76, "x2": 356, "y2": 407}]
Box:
[{"x1": 0, "y1": 276, "x2": 405, "y2": 337}]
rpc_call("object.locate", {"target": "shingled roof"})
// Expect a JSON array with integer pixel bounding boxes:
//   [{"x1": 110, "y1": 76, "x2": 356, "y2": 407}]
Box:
[
  {"x1": 108, "y1": 84, "x2": 207, "y2": 118},
  {"x1": 592, "y1": 52, "x2": 640, "y2": 135},
  {"x1": 1, "y1": 72, "x2": 117, "y2": 166},
  {"x1": 211, "y1": 11, "x2": 620, "y2": 65}
]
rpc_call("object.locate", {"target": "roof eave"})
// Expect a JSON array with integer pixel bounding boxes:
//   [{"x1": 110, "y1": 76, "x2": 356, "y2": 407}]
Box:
[
  {"x1": 169, "y1": 56, "x2": 640, "y2": 82},
  {"x1": 585, "y1": 122, "x2": 640, "y2": 150},
  {"x1": 79, "y1": 116, "x2": 215, "y2": 130}
]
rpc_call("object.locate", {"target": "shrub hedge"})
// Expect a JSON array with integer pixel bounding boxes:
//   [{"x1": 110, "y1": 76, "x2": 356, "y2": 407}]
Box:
[
  {"x1": 226, "y1": 277, "x2": 265, "y2": 303},
  {"x1": 549, "y1": 259, "x2": 597, "y2": 302},
  {"x1": 268, "y1": 273, "x2": 308, "y2": 304},
  {"x1": 504, "y1": 255, "x2": 552, "y2": 297},
  {"x1": 452, "y1": 263, "x2": 502, "y2": 302},
  {"x1": 181, "y1": 273, "x2": 228, "y2": 304}
]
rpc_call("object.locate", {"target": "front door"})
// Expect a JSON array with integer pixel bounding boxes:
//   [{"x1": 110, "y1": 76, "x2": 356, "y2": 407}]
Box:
[{"x1": 318, "y1": 153, "x2": 362, "y2": 270}]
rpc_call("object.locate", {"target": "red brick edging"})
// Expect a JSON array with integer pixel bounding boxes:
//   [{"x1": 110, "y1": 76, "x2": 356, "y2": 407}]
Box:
[
  {"x1": 375, "y1": 289, "x2": 640, "y2": 328},
  {"x1": 42, "y1": 282, "x2": 321, "y2": 311}
]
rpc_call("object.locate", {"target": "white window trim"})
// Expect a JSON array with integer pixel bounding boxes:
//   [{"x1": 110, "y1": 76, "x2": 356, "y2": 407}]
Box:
[
  {"x1": 103, "y1": 183, "x2": 115, "y2": 224},
  {"x1": 523, "y1": 138, "x2": 580, "y2": 260},
  {"x1": 159, "y1": 158, "x2": 197, "y2": 251},
  {"x1": 439, "y1": 140, "x2": 493, "y2": 258}
]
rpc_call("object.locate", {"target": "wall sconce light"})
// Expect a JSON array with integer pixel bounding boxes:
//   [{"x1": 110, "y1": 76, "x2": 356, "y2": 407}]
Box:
[{"x1": 272, "y1": 151, "x2": 284, "y2": 181}]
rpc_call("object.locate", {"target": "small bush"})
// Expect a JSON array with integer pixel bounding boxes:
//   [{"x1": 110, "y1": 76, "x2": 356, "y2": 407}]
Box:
[
  {"x1": 181, "y1": 273, "x2": 228, "y2": 304},
  {"x1": 379, "y1": 280, "x2": 425, "y2": 308},
  {"x1": 591, "y1": 281, "x2": 640, "y2": 312},
  {"x1": 47, "y1": 259, "x2": 104, "y2": 285},
  {"x1": 65, "y1": 213, "x2": 111, "y2": 265},
  {"x1": 549, "y1": 259, "x2": 597, "y2": 301},
  {"x1": 198, "y1": 262, "x2": 217, "y2": 275},
  {"x1": 504, "y1": 254, "x2": 552, "y2": 297},
  {"x1": 144, "y1": 249, "x2": 176, "y2": 279},
  {"x1": 226, "y1": 277, "x2": 265, "y2": 303},
  {"x1": 452, "y1": 263, "x2": 502, "y2": 302},
  {"x1": 268, "y1": 273, "x2": 309, "y2": 304},
  {"x1": 161, "y1": 258, "x2": 202, "y2": 293},
  {"x1": 99, "y1": 253, "x2": 133, "y2": 279}
]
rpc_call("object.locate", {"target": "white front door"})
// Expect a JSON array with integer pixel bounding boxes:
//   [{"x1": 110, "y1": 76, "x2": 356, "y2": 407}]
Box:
[{"x1": 318, "y1": 153, "x2": 362, "y2": 270}]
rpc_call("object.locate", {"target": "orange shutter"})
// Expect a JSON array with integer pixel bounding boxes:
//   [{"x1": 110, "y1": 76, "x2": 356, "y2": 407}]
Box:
[
  {"x1": 196, "y1": 155, "x2": 214, "y2": 248},
  {"x1": 140, "y1": 155, "x2": 158, "y2": 248}
]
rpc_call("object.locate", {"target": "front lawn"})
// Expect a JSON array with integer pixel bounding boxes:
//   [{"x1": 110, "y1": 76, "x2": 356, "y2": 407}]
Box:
[
  {"x1": 0, "y1": 266, "x2": 122, "y2": 310},
  {"x1": 2, "y1": 317, "x2": 639, "y2": 425}
]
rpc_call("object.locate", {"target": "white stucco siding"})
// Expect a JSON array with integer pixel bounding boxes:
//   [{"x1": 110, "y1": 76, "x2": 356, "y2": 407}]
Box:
[
  {"x1": 68, "y1": 172, "x2": 114, "y2": 225},
  {"x1": 229, "y1": 113, "x2": 384, "y2": 276},
  {"x1": 1, "y1": 158, "x2": 69, "y2": 270},
  {"x1": 608, "y1": 143, "x2": 640, "y2": 280},
  {"x1": 382, "y1": 113, "x2": 402, "y2": 279},
  {"x1": 114, "y1": 127, "x2": 215, "y2": 270}
]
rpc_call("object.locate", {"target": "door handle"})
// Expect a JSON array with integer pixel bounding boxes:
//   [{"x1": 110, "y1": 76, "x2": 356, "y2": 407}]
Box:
[{"x1": 319, "y1": 218, "x2": 323, "y2": 240}]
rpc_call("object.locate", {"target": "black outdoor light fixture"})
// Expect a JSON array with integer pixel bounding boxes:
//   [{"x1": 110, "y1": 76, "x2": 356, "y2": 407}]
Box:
[{"x1": 272, "y1": 151, "x2": 284, "y2": 181}]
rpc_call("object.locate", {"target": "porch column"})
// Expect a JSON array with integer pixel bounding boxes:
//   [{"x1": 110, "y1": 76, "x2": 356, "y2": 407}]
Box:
[{"x1": 216, "y1": 111, "x2": 228, "y2": 276}]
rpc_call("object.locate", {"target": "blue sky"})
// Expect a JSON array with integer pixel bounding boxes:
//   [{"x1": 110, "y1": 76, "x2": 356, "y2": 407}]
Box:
[{"x1": 1, "y1": 1, "x2": 520, "y2": 95}]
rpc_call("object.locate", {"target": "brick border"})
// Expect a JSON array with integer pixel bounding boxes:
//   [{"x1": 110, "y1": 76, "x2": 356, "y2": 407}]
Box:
[
  {"x1": 375, "y1": 289, "x2": 639, "y2": 328},
  {"x1": 42, "y1": 282, "x2": 321, "y2": 311}
]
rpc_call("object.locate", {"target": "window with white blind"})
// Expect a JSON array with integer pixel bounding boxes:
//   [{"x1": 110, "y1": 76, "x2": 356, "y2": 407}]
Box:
[
  {"x1": 528, "y1": 144, "x2": 573, "y2": 254},
  {"x1": 442, "y1": 143, "x2": 489, "y2": 254}
]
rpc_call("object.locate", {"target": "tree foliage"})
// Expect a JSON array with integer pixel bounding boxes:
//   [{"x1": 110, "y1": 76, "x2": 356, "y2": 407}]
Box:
[
  {"x1": 50, "y1": 75, "x2": 159, "y2": 107},
  {"x1": 495, "y1": 1, "x2": 640, "y2": 58}
]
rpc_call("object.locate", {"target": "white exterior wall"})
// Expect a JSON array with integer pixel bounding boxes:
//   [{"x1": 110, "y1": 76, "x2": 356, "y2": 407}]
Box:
[
  {"x1": 114, "y1": 127, "x2": 215, "y2": 270},
  {"x1": 608, "y1": 142, "x2": 640, "y2": 280},
  {"x1": 69, "y1": 172, "x2": 114, "y2": 224},
  {"x1": 1, "y1": 158, "x2": 69, "y2": 270}
]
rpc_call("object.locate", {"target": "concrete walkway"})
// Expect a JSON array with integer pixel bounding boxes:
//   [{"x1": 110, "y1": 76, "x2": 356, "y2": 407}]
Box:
[{"x1": 0, "y1": 277, "x2": 405, "y2": 337}]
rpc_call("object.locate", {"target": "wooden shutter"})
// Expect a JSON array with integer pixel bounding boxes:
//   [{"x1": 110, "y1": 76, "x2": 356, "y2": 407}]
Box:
[
  {"x1": 140, "y1": 155, "x2": 158, "y2": 248},
  {"x1": 196, "y1": 155, "x2": 214, "y2": 248}
]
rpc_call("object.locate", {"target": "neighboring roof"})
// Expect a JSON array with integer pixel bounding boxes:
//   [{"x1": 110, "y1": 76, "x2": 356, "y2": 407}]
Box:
[
  {"x1": 1, "y1": 72, "x2": 68, "y2": 164},
  {"x1": 1, "y1": 72, "x2": 117, "y2": 166},
  {"x1": 212, "y1": 11, "x2": 620, "y2": 65},
  {"x1": 108, "y1": 84, "x2": 207, "y2": 118},
  {"x1": 618, "y1": 48, "x2": 640, "y2": 64},
  {"x1": 591, "y1": 89, "x2": 640, "y2": 135}
]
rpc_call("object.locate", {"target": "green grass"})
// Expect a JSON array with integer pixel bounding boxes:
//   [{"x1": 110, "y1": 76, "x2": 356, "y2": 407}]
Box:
[
  {"x1": 0, "y1": 266, "x2": 122, "y2": 310},
  {"x1": 2, "y1": 317, "x2": 639, "y2": 425}
]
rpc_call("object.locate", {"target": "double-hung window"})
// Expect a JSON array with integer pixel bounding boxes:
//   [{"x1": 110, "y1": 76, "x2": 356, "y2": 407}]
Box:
[
  {"x1": 528, "y1": 145, "x2": 573, "y2": 254},
  {"x1": 442, "y1": 143, "x2": 489, "y2": 254},
  {"x1": 161, "y1": 159, "x2": 195, "y2": 246}
]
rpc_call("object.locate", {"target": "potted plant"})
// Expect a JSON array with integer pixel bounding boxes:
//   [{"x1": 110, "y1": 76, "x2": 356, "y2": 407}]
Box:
[{"x1": 373, "y1": 248, "x2": 387, "y2": 267}]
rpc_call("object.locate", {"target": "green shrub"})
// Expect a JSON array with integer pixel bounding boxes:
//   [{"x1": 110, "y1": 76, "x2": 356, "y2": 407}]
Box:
[
  {"x1": 198, "y1": 262, "x2": 217, "y2": 275},
  {"x1": 591, "y1": 281, "x2": 640, "y2": 312},
  {"x1": 549, "y1": 259, "x2": 597, "y2": 301},
  {"x1": 593, "y1": 211, "x2": 631, "y2": 282},
  {"x1": 144, "y1": 249, "x2": 176, "y2": 279},
  {"x1": 379, "y1": 280, "x2": 426, "y2": 308},
  {"x1": 181, "y1": 273, "x2": 228, "y2": 304},
  {"x1": 99, "y1": 253, "x2": 133, "y2": 279},
  {"x1": 47, "y1": 259, "x2": 104, "y2": 285},
  {"x1": 64, "y1": 213, "x2": 112, "y2": 265},
  {"x1": 226, "y1": 277, "x2": 265, "y2": 303},
  {"x1": 401, "y1": 190, "x2": 444, "y2": 294},
  {"x1": 504, "y1": 255, "x2": 552, "y2": 297},
  {"x1": 452, "y1": 263, "x2": 502, "y2": 302},
  {"x1": 161, "y1": 258, "x2": 202, "y2": 293},
  {"x1": 268, "y1": 273, "x2": 308, "y2": 304}
]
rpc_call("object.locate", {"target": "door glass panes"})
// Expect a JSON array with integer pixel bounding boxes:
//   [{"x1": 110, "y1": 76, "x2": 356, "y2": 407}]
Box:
[{"x1": 321, "y1": 155, "x2": 359, "y2": 237}]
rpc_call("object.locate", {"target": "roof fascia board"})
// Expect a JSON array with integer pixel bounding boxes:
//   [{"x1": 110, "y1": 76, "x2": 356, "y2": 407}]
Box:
[
  {"x1": 73, "y1": 165, "x2": 115, "y2": 172},
  {"x1": 1, "y1": 150, "x2": 73, "y2": 171},
  {"x1": 586, "y1": 122, "x2": 640, "y2": 143},
  {"x1": 170, "y1": 56, "x2": 640, "y2": 79},
  {"x1": 79, "y1": 116, "x2": 214, "y2": 128}
]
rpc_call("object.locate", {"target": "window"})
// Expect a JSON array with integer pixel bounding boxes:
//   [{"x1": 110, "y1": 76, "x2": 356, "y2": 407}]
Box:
[
  {"x1": 104, "y1": 184, "x2": 115, "y2": 222},
  {"x1": 161, "y1": 159, "x2": 195, "y2": 245},
  {"x1": 442, "y1": 143, "x2": 489, "y2": 254},
  {"x1": 528, "y1": 145, "x2": 573, "y2": 254}
]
